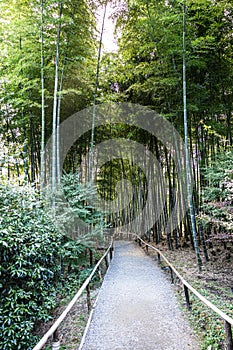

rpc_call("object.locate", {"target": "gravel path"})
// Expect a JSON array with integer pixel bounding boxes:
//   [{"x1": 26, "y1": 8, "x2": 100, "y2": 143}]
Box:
[{"x1": 80, "y1": 241, "x2": 200, "y2": 350}]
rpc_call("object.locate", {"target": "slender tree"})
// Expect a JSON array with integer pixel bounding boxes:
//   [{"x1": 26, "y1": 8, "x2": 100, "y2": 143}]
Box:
[
  {"x1": 51, "y1": 0, "x2": 63, "y2": 203},
  {"x1": 89, "y1": 0, "x2": 108, "y2": 182},
  {"x1": 182, "y1": 2, "x2": 202, "y2": 271},
  {"x1": 56, "y1": 57, "x2": 65, "y2": 186},
  {"x1": 40, "y1": 0, "x2": 45, "y2": 189}
]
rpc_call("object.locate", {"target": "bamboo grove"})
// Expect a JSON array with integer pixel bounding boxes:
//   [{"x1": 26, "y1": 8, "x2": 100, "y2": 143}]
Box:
[
  {"x1": 1, "y1": 1, "x2": 233, "y2": 267},
  {"x1": 0, "y1": 0, "x2": 233, "y2": 348}
]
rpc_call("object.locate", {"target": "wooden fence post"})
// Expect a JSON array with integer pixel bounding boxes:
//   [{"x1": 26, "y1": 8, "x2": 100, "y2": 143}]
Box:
[
  {"x1": 184, "y1": 285, "x2": 191, "y2": 310},
  {"x1": 110, "y1": 247, "x2": 113, "y2": 261},
  {"x1": 86, "y1": 284, "x2": 91, "y2": 313},
  {"x1": 169, "y1": 267, "x2": 174, "y2": 284},
  {"x1": 104, "y1": 255, "x2": 109, "y2": 268},
  {"x1": 225, "y1": 321, "x2": 233, "y2": 350}
]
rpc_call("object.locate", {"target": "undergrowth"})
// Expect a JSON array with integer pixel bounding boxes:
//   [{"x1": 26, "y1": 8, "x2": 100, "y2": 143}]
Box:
[{"x1": 171, "y1": 270, "x2": 233, "y2": 349}]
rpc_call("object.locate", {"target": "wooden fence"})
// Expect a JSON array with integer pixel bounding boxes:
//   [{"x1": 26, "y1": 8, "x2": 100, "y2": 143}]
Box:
[
  {"x1": 32, "y1": 238, "x2": 114, "y2": 350},
  {"x1": 133, "y1": 233, "x2": 233, "y2": 350},
  {"x1": 32, "y1": 231, "x2": 233, "y2": 350}
]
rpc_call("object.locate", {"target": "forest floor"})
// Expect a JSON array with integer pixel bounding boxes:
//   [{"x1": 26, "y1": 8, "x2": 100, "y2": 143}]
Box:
[
  {"x1": 149, "y1": 239, "x2": 233, "y2": 349},
  {"x1": 35, "y1": 288, "x2": 100, "y2": 350},
  {"x1": 154, "y1": 239, "x2": 233, "y2": 311}
]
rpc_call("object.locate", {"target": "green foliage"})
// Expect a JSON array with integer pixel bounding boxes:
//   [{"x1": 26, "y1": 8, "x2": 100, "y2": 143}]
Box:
[
  {"x1": 0, "y1": 184, "x2": 62, "y2": 349},
  {"x1": 200, "y1": 149, "x2": 233, "y2": 237},
  {"x1": 100, "y1": 0, "x2": 232, "y2": 139},
  {"x1": 0, "y1": 174, "x2": 106, "y2": 349},
  {"x1": 180, "y1": 285, "x2": 233, "y2": 350},
  {"x1": 0, "y1": 0, "x2": 96, "y2": 183},
  {"x1": 53, "y1": 173, "x2": 107, "y2": 241}
]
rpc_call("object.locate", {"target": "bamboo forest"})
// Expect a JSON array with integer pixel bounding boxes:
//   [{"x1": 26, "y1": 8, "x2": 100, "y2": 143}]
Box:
[{"x1": 0, "y1": 0, "x2": 232, "y2": 349}]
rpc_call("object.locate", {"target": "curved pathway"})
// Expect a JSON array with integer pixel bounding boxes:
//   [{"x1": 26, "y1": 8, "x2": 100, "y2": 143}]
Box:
[{"x1": 80, "y1": 241, "x2": 200, "y2": 350}]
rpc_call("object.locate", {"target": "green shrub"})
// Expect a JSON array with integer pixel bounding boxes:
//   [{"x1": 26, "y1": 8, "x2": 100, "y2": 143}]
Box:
[
  {"x1": 200, "y1": 150, "x2": 233, "y2": 236},
  {"x1": 0, "y1": 184, "x2": 63, "y2": 349},
  {"x1": 0, "y1": 175, "x2": 107, "y2": 349}
]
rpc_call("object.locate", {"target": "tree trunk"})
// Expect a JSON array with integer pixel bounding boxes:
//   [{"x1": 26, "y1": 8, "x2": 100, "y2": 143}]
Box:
[
  {"x1": 51, "y1": 0, "x2": 63, "y2": 205},
  {"x1": 89, "y1": 1, "x2": 107, "y2": 182},
  {"x1": 40, "y1": 0, "x2": 45, "y2": 189},
  {"x1": 182, "y1": 3, "x2": 202, "y2": 271}
]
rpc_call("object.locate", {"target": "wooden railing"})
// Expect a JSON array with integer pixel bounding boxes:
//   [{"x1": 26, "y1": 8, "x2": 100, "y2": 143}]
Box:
[
  {"x1": 32, "y1": 231, "x2": 233, "y2": 349},
  {"x1": 133, "y1": 233, "x2": 233, "y2": 350},
  {"x1": 32, "y1": 238, "x2": 114, "y2": 350}
]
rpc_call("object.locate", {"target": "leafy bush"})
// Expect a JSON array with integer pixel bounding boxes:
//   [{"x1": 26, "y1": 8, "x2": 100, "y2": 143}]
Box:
[
  {"x1": 54, "y1": 173, "x2": 107, "y2": 242},
  {"x1": 200, "y1": 150, "x2": 233, "y2": 239},
  {"x1": 0, "y1": 184, "x2": 63, "y2": 349},
  {"x1": 0, "y1": 176, "x2": 106, "y2": 349}
]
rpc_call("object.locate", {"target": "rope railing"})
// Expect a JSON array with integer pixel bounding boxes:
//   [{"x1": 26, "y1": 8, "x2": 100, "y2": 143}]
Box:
[
  {"x1": 132, "y1": 233, "x2": 233, "y2": 350},
  {"x1": 32, "y1": 237, "x2": 114, "y2": 350}
]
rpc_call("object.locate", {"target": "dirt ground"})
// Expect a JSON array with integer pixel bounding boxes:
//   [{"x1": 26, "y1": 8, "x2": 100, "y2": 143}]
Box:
[
  {"x1": 34, "y1": 288, "x2": 100, "y2": 349},
  {"x1": 151, "y1": 239, "x2": 233, "y2": 315}
]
